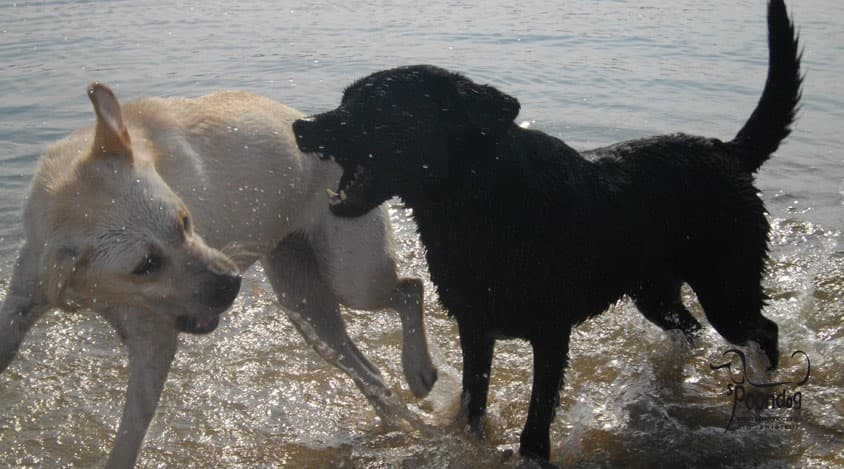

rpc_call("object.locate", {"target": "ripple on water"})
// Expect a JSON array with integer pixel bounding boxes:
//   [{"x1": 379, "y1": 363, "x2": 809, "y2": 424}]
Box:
[{"x1": 1, "y1": 0, "x2": 842, "y2": 466}]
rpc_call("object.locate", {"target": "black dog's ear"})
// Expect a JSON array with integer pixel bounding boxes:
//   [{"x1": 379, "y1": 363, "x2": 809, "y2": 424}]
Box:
[{"x1": 452, "y1": 76, "x2": 520, "y2": 137}]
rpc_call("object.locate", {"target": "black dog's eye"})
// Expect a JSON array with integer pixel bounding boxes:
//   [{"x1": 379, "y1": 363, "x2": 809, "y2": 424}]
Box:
[{"x1": 133, "y1": 252, "x2": 164, "y2": 276}]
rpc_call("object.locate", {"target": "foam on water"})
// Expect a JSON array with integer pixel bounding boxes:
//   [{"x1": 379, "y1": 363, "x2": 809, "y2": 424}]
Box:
[{"x1": 0, "y1": 209, "x2": 841, "y2": 467}]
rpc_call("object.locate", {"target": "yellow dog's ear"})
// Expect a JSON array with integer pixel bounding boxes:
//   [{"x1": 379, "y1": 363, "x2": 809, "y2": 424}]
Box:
[
  {"x1": 87, "y1": 83, "x2": 133, "y2": 162},
  {"x1": 41, "y1": 245, "x2": 83, "y2": 310}
]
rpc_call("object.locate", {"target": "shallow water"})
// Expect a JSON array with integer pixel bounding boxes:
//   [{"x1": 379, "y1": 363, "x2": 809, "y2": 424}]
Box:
[{"x1": 1, "y1": 0, "x2": 842, "y2": 467}]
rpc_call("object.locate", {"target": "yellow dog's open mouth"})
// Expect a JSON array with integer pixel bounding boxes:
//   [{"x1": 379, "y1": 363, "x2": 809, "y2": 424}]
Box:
[{"x1": 176, "y1": 314, "x2": 221, "y2": 335}]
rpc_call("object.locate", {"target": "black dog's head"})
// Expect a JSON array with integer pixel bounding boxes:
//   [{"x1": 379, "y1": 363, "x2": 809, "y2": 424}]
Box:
[{"x1": 293, "y1": 65, "x2": 520, "y2": 217}]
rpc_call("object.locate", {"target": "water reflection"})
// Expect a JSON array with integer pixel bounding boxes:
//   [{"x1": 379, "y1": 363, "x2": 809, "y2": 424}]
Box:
[{"x1": 0, "y1": 0, "x2": 842, "y2": 466}]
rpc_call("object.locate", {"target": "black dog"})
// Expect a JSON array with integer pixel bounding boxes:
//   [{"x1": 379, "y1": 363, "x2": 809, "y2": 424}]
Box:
[{"x1": 294, "y1": 0, "x2": 801, "y2": 462}]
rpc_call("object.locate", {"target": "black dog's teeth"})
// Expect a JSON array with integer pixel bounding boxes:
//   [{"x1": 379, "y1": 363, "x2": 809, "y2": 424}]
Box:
[
  {"x1": 325, "y1": 188, "x2": 344, "y2": 205},
  {"x1": 326, "y1": 164, "x2": 369, "y2": 206}
]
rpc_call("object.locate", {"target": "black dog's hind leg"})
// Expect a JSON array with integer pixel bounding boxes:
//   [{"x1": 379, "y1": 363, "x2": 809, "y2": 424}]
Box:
[
  {"x1": 519, "y1": 332, "x2": 570, "y2": 462},
  {"x1": 688, "y1": 259, "x2": 779, "y2": 370},
  {"x1": 632, "y1": 277, "x2": 702, "y2": 337},
  {"x1": 458, "y1": 320, "x2": 495, "y2": 436}
]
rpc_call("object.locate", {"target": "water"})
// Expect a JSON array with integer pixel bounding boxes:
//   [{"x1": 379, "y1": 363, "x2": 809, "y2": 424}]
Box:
[{"x1": 1, "y1": 0, "x2": 842, "y2": 467}]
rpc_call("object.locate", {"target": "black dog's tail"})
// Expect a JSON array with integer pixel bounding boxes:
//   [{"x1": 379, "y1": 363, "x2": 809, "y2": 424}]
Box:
[{"x1": 729, "y1": 0, "x2": 802, "y2": 173}]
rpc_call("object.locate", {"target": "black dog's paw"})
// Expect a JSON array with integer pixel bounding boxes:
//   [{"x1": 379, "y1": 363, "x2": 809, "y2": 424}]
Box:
[
  {"x1": 466, "y1": 416, "x2": 488, "y2": 439},
  {"x1": 515, "y1": 455, "x2": 560, "y2": 469},
  {"x1": 683, "y1": 318, "x2": 703, "y2": 338},
  {"x1": 682, "y1": 319, "x2": 703, "y2": 346}
]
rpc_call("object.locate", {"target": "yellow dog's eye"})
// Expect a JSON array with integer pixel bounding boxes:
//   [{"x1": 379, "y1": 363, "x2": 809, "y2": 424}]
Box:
[
  {"x1": 182, "y1": 215, "x2": 191, "y2": 233},
  {"x1": 133, "y1": 252, "x2": 164, "y2": 276}
]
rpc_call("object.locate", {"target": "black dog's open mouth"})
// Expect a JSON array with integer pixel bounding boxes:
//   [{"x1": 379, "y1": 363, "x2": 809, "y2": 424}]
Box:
[
  {"x1": 293, "y1": 118, "x2": 382, "y2": 217},
  {"x1": 176, "y1": 314, "x2": 221, "y2": 335},
  {"x1": 327, "y1": 162, "x2": 377, "y2": 217}
]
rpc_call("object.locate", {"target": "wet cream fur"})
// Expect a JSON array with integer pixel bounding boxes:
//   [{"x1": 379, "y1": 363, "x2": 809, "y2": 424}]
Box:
[{"x1": 0, "y1": 85, "x2": 436, "y2": 467}]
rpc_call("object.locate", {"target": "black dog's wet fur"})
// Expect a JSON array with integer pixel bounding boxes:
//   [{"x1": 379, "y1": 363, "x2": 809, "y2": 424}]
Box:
[{"x1": 294, "y1": 1, "x2": 801, "y2": 462}]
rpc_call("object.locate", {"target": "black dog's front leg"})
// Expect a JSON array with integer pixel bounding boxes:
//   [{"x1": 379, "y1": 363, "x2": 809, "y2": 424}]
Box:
[
  {"x1": 520, "y1": 333, "x2": 570, "y2": 462},
  {"x1": 458, "y1": 320, "x2": 495, "y2": 435}
]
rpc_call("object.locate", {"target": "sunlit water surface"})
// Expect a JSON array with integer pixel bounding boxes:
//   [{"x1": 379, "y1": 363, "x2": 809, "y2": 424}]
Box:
[{"x1": 1, "y1": 1, "x2": 842, "y2": 467}]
